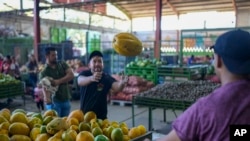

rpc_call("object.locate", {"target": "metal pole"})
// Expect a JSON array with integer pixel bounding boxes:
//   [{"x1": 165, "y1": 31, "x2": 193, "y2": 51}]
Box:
[
  {"x1": 155, "y1": 0, "x2": 162, "y2": 59},
  {"x1": 33, "y1": 0, "x2": 41, "y2": 61}
]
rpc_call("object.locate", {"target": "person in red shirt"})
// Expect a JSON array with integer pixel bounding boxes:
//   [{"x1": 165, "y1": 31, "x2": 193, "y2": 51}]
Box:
[
  {"x1": 0, "y1": 54, "x2": 4, "y2": 72},
  {"x1": 2, "y1": 55, "x2": 11, "y2": 74}
]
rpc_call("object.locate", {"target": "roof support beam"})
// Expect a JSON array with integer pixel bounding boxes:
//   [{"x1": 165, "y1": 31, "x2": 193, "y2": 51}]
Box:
[
  {"x1": 232, "y1": 0, "x2": 237, "y2": 13},
  {"x1": 0, "y1": 1, "x2": 127, "y2": 21},
  {"x1": 110, "y1": 2, "x2": 132, "y2": 20},
  {"x1": 164, "y1": 0, "x2": 179, "y2": 16}
]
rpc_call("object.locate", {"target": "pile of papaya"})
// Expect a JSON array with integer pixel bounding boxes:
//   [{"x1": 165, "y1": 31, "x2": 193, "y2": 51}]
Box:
[{"x1": 0, "y1": 108, "x2": 147, "y2": 141}]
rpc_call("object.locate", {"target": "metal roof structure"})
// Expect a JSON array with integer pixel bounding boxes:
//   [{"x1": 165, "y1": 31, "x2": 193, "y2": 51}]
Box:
[
  {"x1": 109, "y1": 0, "x2": 250, "y2": 19},
  {"x1": 1, "y1": 0, "x2": 250, "y2": 20}
]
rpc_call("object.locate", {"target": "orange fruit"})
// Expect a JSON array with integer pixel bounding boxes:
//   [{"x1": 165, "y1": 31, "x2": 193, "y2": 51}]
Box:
[
  {"x1": 70, "y1": 125, "x2": 79, "y2": 133},
  {"x1": 137, "y1": 125, "x2": 147, "y2": 135},
  {"x1": 67, "y1": 117, "x2": 79, "y2": 126},
  {"x1": 123, "y1": 135, "x2": 130, "y2": 141},
  {"x1": 79, "y1": 122, "x2": 91, "y2": 132},
  {"x1": 128, "y1": 127, "x2": 141, "y2": 139},
  {"x1": 84, "y1": 111, "x2": 97, "y2": 123},
  {"x1": 76, "y1": 131, "x2": 94, "y2": 141},
  {"x1": 106, "y1": 126, "x2": 114, "y2": 139},
  {"x1": 68, "y1": 110, "x2": 84, "y2": 123},
  {"x1": 43, "y1": 110, "x2": 58, "y2": 118},
  {"x1": 102, "y1": 119, "x2": 109, "y2": 125},
  {"x1": 111, "y1": 128, "x2": 123, "y2": 141},
  {"x1": 91, "y1": 121, "x2": 100, "y2": 129},
  {"x1": 62, "y1": 129, "x2": 77, "y2": 141},
  {"x1": 121, "y1": 126, "x2": 129, "y2": 135},
  {"x1": 92, "y1": 127, "x2": 103, "y2": 137},
  {"x1": 94, "y1": 135, "x2": 109, "y2": 141},
  {"x1": 90, "y1": 118, "x2": 97, "y2": 125},
  {"x1": 119, "y1": 122, "x2": 128, "y2": 128}
]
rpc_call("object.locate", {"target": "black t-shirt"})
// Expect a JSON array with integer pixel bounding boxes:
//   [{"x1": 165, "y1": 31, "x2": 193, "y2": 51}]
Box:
[
  {"x1": 78, "y1": 70, "x2": 116, "y2": 119},
  {"x1": 27, "y1": 61, "x2": 37, "y2": 73}
]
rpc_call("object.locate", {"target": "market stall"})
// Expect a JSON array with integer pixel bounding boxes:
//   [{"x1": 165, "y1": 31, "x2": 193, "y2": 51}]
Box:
[
  {"x1": 131, "y1": 80, "x2": 220, "y2": 131},
  {"x1": 0, "y1": 74, "x2": 25, "y2": 107}
]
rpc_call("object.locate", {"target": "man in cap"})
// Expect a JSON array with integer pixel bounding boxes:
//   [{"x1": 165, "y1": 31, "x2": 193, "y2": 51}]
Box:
[
  {"x1": 157, "y1": 29, "x2": 250, "y2": 141},
  {"x1": 77, "y1": 50, "x2": 128, "y2": 120}
]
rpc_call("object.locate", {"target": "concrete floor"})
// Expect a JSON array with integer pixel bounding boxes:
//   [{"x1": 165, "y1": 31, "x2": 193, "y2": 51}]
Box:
[{"x1": 0, "y1": 95, "x2": 185, "y2": 140}]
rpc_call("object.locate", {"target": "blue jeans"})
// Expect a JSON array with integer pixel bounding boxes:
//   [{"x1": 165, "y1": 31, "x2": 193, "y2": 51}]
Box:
[
  {"x1": 46, "y1": 104, "x2": 53, "y2": 110},
  {"x1": 52, "y1": 100, "x2": 71, "y2": 117}
]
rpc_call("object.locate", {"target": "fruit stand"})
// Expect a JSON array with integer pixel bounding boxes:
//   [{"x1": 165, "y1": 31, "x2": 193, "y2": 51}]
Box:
[
  {"x1": 126, "y1": 62, "x2": 208, "y2": 84},
  {"x1": 0, "y1": 108, "x2": 152, "y2": 141},
  {"x1": 131, "y1": 80, "x2": 220, "y2": 131},
  {"x1": 0, "y1": 74, "x2": 25, "y2": 107}
]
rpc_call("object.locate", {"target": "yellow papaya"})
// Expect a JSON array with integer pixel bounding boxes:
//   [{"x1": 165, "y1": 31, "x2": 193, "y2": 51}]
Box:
[
  {"x1": 10, "y1": 135, "x2": 31, "y2": 141},
  {"x1": 46, "y1": 118, "x2": 67, "y2": 135},
  {"x1": 113, "y1": 32, "x2": 142, "y2": 56},
  {"x1": 9, "y1": 122, "x2": 30, "y2": 136}
]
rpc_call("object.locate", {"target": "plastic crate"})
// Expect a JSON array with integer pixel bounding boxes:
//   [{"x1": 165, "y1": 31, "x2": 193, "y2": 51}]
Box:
[
  {"x1": 0, "y1": 82, "x2": 24, "y2": 99},
  {"x1": 133, "y1": 96, "x2": 193, "y2": 110}
]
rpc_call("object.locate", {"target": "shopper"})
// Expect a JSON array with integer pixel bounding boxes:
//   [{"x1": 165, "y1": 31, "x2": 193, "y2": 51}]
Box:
[
  {"x1": 34, "y1": 83, "x2": 44, "y2": 112},
  {"x1": 187, "y1": 54, "x2": 195, "y2": 65},
  {"x1": 75, "y1": 59, "x2": 89, "y2": 74},
  {"x1": 77, "y1": 51, "x2": 128, "y2": 120},
  {"x1": 26, "y1": 54, "x2": 38, "y2": 98},
  {"x1": 157, "y1": 29, "x2": 250, "y2": 141},
  {"x1": 1, "y1": 55, "x2": 11, "y2": 74},
  {"x1": 0, "y1": 54, "x2": 4, "y2": 72},
  {"x1": 39, "y1": 47, "x2": 74, "y2": 117}
]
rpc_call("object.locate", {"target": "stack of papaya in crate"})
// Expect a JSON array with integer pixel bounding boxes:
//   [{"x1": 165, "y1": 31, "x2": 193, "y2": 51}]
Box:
[{"x1": 0, "y1": 108, "x2": 151, "y2": 141}]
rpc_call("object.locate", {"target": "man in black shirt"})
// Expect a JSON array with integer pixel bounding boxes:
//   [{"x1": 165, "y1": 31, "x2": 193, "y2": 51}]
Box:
[{"x1": 77, "y1": 51, "x2": 127, "y2": 119}]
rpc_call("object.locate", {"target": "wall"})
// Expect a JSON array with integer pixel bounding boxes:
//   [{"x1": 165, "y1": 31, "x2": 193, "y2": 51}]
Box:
[{"x1": 236, "y1": 9, "x2": 250, "y2": 27}]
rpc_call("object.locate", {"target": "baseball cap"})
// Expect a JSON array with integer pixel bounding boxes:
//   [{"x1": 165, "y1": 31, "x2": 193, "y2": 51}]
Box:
[
  {"x1": 88, "y1": 51, "x2": 103, "y2": 62},
  {"x1": 212, "y1": 29, "x2": 250, "y2": 75}
]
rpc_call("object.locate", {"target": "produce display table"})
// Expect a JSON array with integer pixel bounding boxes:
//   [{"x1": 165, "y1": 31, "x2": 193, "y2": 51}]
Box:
[
  {"x1": 0, "y1": 82, "x2": 25, "y2": 106},
  {"x1": 131, "y1": 131, "x2": 152, "y2": 141},
  {"x1": 158, "y1": 64, "x2": 208, "y2": 82},
  {"x1": 126, "y1": 64, "x2": 208, "y2": 84},
  {"x1": 132, "y1": 96, "x2": 194, "y2": 131}
]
